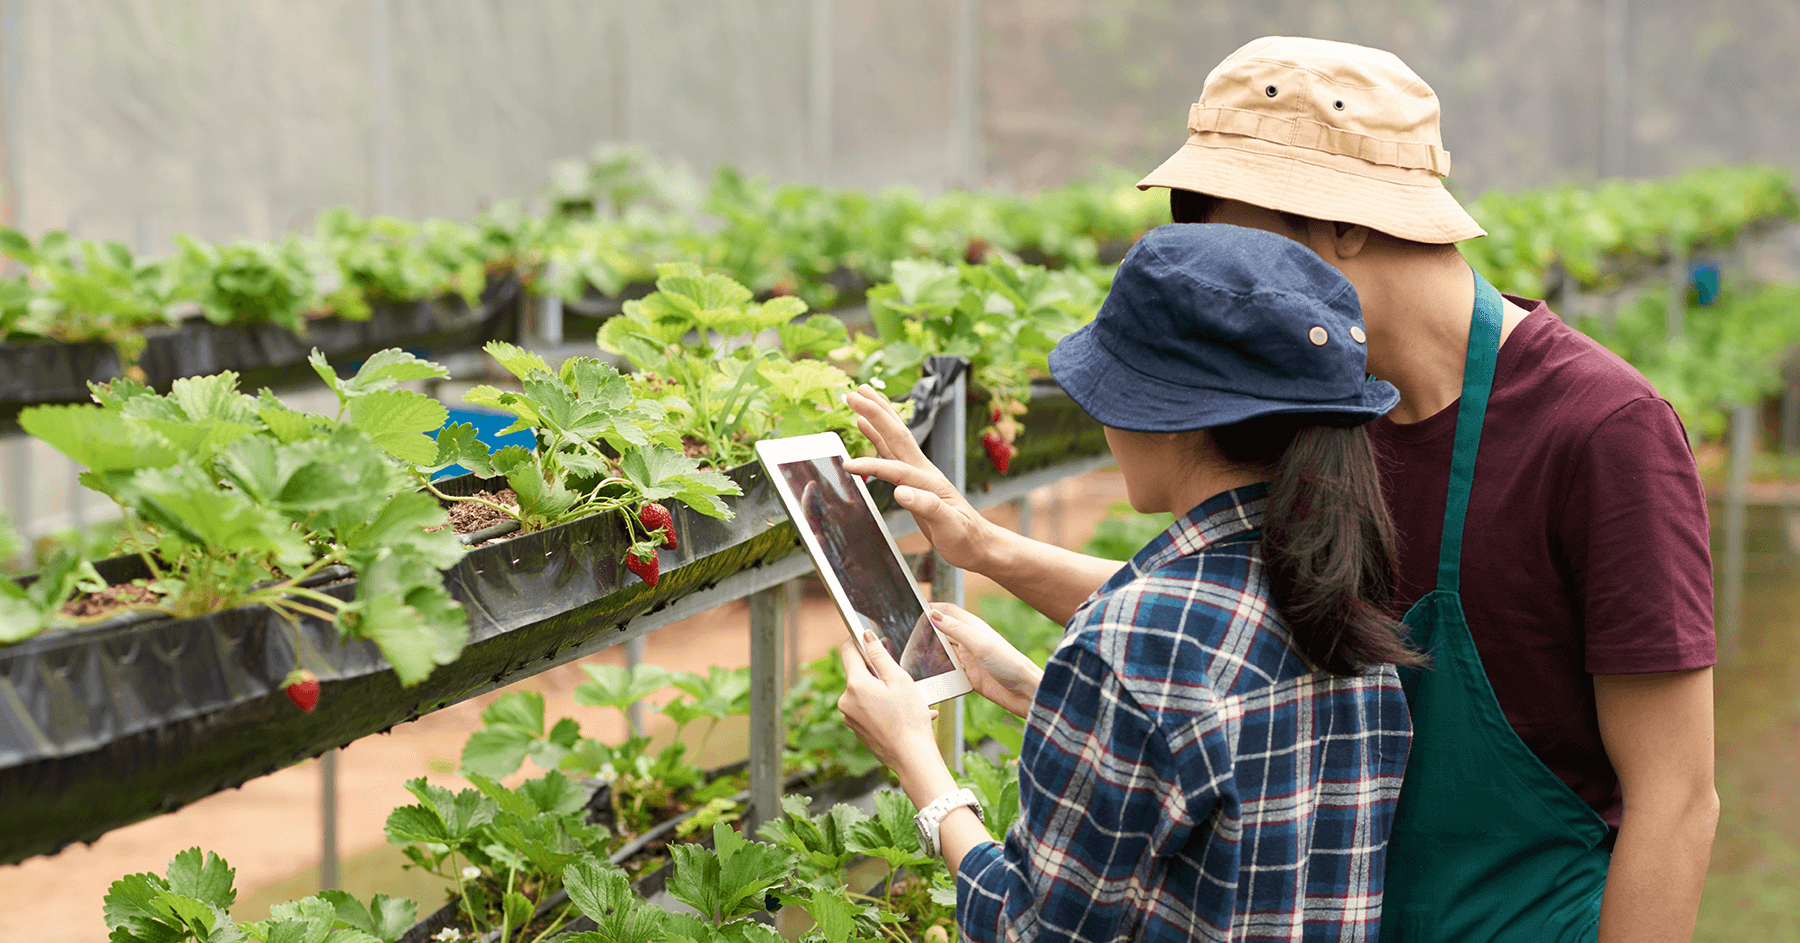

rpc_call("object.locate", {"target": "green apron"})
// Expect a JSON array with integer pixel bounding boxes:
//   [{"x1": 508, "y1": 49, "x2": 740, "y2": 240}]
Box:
[{"x1": 1379, "y1": 273, "x2": 1612, "y2": 942}]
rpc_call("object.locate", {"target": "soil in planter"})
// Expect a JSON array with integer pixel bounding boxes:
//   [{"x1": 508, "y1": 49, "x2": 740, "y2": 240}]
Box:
[
  {"x1": 438, "y1": 489, "x2": 520, "y2": 535},
  {"x1": 58, "y1": 580, "x2": 162, "y2": 621}
]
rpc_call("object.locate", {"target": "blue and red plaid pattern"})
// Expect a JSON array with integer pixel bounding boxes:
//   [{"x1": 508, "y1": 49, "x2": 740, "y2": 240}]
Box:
[{"x1": 957, "y1": 484, "x2": 1412, "y2": 943}]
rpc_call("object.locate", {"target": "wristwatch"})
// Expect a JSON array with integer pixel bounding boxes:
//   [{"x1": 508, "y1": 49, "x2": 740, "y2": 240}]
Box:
[{"x1": 914, "y1": 787, "x2": 984, "y2": 858}]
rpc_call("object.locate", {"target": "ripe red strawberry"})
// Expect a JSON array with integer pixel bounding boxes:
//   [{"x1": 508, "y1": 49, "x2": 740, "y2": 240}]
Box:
[
  {"x1": 989, "y1": 406, "x2": 1002, "y2": 424},
  {"x1": 639, "y1": 502, "x2": 677, "y2": 549},
  {"x1": 626, "y1": 549, "x2": 660, "y2": 587},
  {"x1": 282, "y1": 669, "x2": 320, "y2": 713},
  {"x1": 982, "y1": 431, "x2": 1014, "y2": 475}
]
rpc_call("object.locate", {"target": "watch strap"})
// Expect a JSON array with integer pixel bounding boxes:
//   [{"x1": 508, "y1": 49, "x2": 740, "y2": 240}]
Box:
[{"x1": 914, "y1": 787, "x2": 984, "y2": 858}]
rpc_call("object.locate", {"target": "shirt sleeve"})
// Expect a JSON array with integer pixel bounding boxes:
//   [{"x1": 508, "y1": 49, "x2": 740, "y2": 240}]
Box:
[
  {"x1": 1558, "y1": 396, "x2": 1717, "y2": 674},
  {"x1": 956, "y1": 640, "x2": 1227, "y2": 943}
]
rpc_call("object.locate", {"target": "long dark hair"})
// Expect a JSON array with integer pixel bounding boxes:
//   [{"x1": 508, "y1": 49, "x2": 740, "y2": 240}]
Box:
[{"x1": 1205, "y1": 417, "x2": 1422, "y2": 676}]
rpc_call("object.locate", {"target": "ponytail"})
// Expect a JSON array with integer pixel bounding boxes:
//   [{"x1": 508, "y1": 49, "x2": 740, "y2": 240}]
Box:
[{"x1": 1208, "y1": 418, "x2": 1423, "y2": 676}]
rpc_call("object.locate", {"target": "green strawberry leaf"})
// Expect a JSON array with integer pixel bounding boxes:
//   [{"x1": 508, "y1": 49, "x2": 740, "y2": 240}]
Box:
[
  {"x1": 574, "y1": 663, "x2": 674, "y2": 712},
  {"x1": 347, "y1": 389, "x2": 450, "y2": 464},
  {"x1": 163, "y1": 847, "x2": 238, "y2": 911},
  {"x1": 18, "y1": 404, "x2": 179, "y2": 474}
]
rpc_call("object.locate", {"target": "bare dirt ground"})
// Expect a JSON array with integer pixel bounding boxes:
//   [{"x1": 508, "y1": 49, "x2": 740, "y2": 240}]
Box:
[{"x1": 0, "y1": 468, "x2": 1134, "y2": 943}]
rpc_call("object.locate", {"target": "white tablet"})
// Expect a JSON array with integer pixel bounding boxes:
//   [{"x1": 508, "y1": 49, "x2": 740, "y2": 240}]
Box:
[{"x1": 756, "y1": 432, "x2": 973, "y2": 705}]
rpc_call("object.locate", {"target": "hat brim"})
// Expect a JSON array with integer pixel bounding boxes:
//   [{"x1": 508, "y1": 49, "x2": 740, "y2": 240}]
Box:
[
  {"x1": 1138, "y1": 131, "x2": 1486, "y2": 245},
  {"x1": 1050, "y1": 320, "x2": 1402, "y2": 434}
]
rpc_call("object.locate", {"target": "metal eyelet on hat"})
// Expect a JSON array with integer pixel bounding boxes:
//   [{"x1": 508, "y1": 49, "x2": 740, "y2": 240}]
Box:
[
  {"x1": 1350, "y1": 325, "x2": 1367, "y2": 343},
  {"x1": 1334, "y1": 100, "x2": 1345, "y2": 111},
  {"x1": 1309, "y1": 326, "x2": 1329, "y2": 346},
  {"x1": 1265, "y1": 85, "x2": 1278, "y2": 97}
]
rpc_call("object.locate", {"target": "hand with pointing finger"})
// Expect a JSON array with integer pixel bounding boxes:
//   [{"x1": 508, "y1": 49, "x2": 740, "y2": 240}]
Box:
[{"x1": 841, "y1": 385, "x2": 1001, "y2": 576}]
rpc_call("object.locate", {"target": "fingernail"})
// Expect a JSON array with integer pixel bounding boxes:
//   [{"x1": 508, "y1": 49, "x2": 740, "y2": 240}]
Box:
[
  {"x1": 927, "y1": 609, "x2": 943, "y2": 625},
  {"x1": 863, "y1": 630, "x2": 878, "y2": 644},
  {"x1": 895, "y1": 486, "x2": 912, "y2": 504}
]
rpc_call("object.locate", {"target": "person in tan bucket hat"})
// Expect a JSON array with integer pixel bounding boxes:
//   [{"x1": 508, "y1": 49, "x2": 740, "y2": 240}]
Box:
[
  {"x1": 829, "y1": 34, "x2": 1718, "y2": 943},
  {"x1": 1138, "y1": 36, "x2": 1719, "y2": 943},
  {"x1": 1138, "y1": 36, "x2": 1483, "y2": 246}
]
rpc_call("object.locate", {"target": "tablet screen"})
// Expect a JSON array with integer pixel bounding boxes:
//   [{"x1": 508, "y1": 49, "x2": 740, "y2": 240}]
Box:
[{"x1": 772, "y1": 454, "x2": 958, "y2": 682}]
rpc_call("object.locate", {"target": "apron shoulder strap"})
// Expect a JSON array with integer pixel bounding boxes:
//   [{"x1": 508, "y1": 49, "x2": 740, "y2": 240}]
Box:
[{"x1": 1436, "y1": 271, "x2": 1506, "y2": 594}]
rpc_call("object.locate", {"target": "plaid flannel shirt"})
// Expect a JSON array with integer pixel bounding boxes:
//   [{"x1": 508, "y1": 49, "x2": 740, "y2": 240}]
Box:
[{"x1": 957, "y1": 484, "x2": 1411, "y2": 943}]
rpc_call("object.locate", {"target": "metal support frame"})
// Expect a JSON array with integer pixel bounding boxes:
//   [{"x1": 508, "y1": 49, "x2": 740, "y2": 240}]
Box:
[
  {"x1": 1783, "y1": 357, "x2": 1799, "y2": 553},
  {"x1": 807, "y1": 0, "x2": 833, "y2": 185},
  {"x1": 924, "y1": 371, "x2": 968, "y2": 769},
  {"x1": 948, "y1": 0, "x2": 981, "y2": 188},
  {"x1": 1666, "y1": 242, "x2": 1686, "y2": 342},
  {"x1": 320, "y1": 749, "x2": 339, "y2": 890},
  {"x1": 745, "y1": 585, "x2": 785, "y2": 837},
  {"x1": 1719, "y1": 404, "x2": 1754, "y2": 661}
]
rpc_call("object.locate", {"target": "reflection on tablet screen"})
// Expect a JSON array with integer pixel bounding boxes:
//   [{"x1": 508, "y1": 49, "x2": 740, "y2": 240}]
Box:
[{"x1": 776, "y1": 456, "x2": 956, "y2": 682}]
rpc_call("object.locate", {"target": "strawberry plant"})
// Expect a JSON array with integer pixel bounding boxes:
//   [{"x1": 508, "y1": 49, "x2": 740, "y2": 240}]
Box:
[
  {"x1": 460, "y1": 665, "x2": 749, "y2": 840},
  {"x1": 596, "y1": 263, "x2": 865, "y2": 468},
  {"x1": 14, "y1": 350, "x2": 467, "y2": 683},
  {"x1": 306, "y1": 208, "x2": 494, "y2": 320},
  {"x1": 850, "y1": 255, "x2": 1105, "y2": 456},
  {"x1": 0, "y1": 549, "x2": 103, "y2": 642},
  {"x1": 386, "y1": 771, "x2": 608, "y2": 943},
  {"x1": 425, "y1": 342, "x2": 741, "y2": 572},
  {"x1": 173, "y1": 234, "x2": 318, "y2": 332},
  {"x1": 0, "y1": 227, "x2": 182, "y2": 359},
  {"x1": 104, "y1": 846, "x2": 415, "y2": 943}
]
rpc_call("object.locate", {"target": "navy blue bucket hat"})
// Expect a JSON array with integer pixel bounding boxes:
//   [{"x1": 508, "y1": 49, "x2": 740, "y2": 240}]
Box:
[{"x1": 1049, "y1": 223, "x2": 1399, "y2": 433}]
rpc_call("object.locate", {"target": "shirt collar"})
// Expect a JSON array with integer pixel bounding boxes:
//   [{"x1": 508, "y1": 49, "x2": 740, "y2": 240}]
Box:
[{"x1": 1128, "y1": 481, "x2": 1269, "y2": 574}]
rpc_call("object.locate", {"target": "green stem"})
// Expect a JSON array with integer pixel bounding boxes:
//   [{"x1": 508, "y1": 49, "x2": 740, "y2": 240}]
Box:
[
  {"x1": 426, "y1": 481, "x2": 522, "y2": 522},
  {"x1": 447, "y1": 849, "x2": 488, "y2": 935},
  {"x1": 525, "y1": 902, "x2": 572, "y2": 943}
]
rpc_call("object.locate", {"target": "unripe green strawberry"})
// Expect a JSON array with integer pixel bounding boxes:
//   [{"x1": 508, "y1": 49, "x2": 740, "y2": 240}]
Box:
[{"x1": 639, "y1": 502, "x2": 677, "y2": 549}]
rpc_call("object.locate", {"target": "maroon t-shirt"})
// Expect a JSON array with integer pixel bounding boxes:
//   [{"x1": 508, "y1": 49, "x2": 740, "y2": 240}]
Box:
[{"x1": 1367, "y1": 297, "x2": 1717, "y2": 826}]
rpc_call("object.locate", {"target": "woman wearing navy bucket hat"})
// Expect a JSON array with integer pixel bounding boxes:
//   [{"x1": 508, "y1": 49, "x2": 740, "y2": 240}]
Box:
[{"x1": 836, "y1": 224, "x2": 1418, "y2": 942}]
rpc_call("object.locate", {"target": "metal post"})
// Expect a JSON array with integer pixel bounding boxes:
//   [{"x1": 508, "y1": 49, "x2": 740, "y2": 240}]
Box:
[
  {"x1": 1666, "y1": 242, "x2": 1686, "y2": 342},
  {"x1": 6, "y1": 441, "x2": 28, "y2": 567},
  {"x1": 1600, "y1": 0, "x2": 1630, "y2": 178},
  {"x1": 925, "y1": 371, "x2": 967, "y2": 768},
  {"x1": 540, "y1": 292, "x2": 564, "y2": 347},
  {"x1": 1719, "y1": 404, "x2": 1754, "y2": 661},
  {"x1": 948, "y1": 0, "x2": 981, "y2": 188},
  {"x1": 807, "y1": 0, "x2": 833, "y2": 185},
  {"x1": 2, "y1": 0, "x2": 26, "y2": 238},
  {"x1": 320, "y1": 749, "x2": 339, "y2": 890},
  {"x1": 784, "y1": 578, "x2": 803, "y2": 688},
  {"x1": 746, "y1": 585, "x2": 784, "y2": 837},
  {"x1": 369, "y1": 0, "x2": 395, "y2": 216},
  {"x1": 1782, "y1": 356, "x2": 1799, "y2": 553},
  {"x1": 610, "y1": 1, "x2": 629, "y2": 140},
  {"x1": 624, "y1": 634, "x2": 647, "y2": 736}
]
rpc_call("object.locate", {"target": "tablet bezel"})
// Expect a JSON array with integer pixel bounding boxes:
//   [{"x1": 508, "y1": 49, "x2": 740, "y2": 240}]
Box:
[{"x1": 755, "y1": 432, "x2": 973, "y2": 705}]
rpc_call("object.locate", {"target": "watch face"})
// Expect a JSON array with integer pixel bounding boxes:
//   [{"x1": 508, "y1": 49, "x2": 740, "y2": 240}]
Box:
[{"x1": 916, "y1": 817, "x2": 935, "y2": 854}]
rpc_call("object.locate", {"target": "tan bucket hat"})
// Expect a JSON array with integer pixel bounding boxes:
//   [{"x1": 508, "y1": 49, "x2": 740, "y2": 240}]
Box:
[{"x1": 1138, "y1": 36, "x2": 1485, "y2": 244}]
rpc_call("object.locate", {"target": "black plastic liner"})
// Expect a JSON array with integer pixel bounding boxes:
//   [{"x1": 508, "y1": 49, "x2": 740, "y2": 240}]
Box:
[
  {"x1": 0, "y1": 275, "x2": 522, "y2": 428},
  {"x1": 0, "y1": 374, "x2": 1103, "y2": 864}
]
